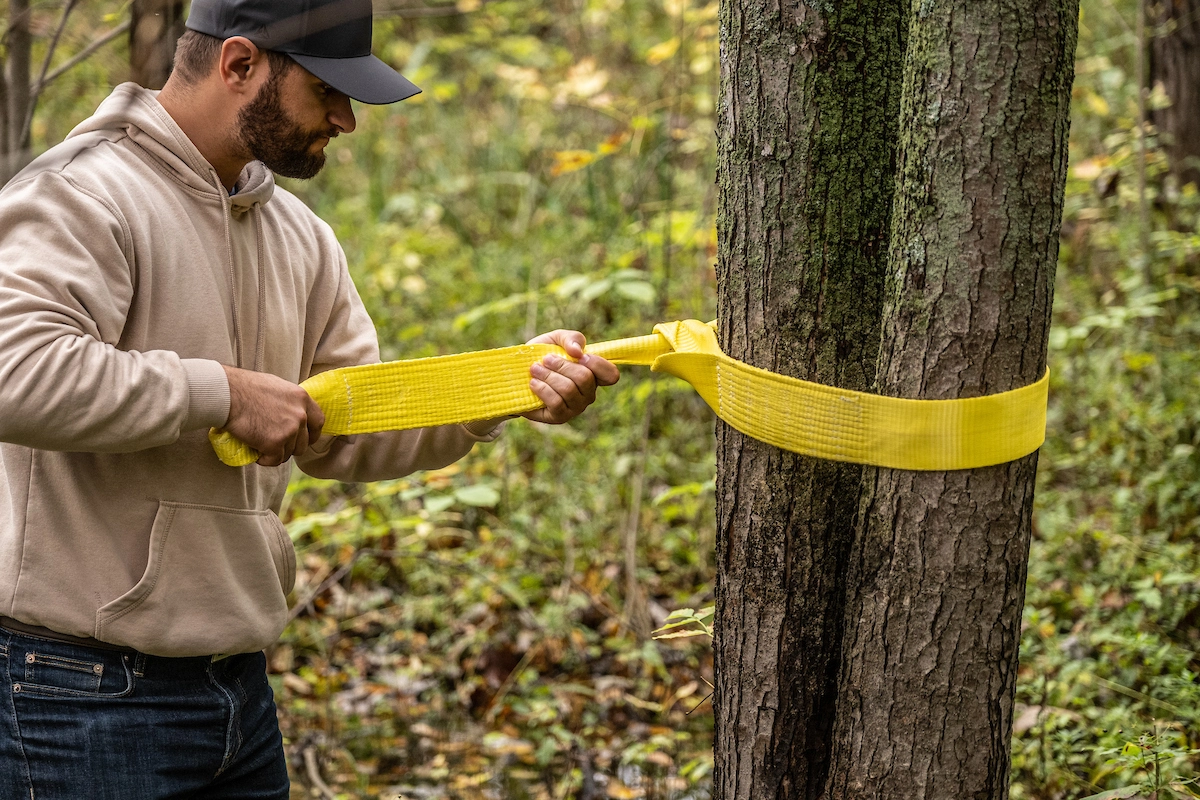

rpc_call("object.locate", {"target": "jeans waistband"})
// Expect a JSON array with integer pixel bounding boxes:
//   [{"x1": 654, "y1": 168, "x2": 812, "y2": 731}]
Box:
[{"x1": 0, "y1": 618, "x2": 235, "y2": 676}]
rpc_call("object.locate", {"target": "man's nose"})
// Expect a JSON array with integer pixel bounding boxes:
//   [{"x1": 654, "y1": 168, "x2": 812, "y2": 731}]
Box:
[{"x1": 329, "y1": 94, "x2": 356, "y2": 134}]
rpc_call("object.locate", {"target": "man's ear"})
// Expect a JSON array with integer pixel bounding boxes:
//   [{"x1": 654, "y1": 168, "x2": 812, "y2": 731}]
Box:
[{"x1": 217, "y1": 36, "x2": 267, "y2": 95}]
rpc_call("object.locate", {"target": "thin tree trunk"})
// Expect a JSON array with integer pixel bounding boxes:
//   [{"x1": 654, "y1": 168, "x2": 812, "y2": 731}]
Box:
[
  {"x1": 4, "y1": 0, "x2": 31, "y2": 180},
  {"x1": 713, "y1": 2, "x2": 906, "y2": 798},
  {"x1": 130, "y1": 0, "x2": 184, "y2": 89},
  {"x1": 0, "y1": 52, "x2": 9, "y2": 177},
  {"x1": 825, "y1": 2, "x2": 1078, "y2": 798},
  {"x1": 1151, "y1": 0, "x2": 1200, "y2": 187}
]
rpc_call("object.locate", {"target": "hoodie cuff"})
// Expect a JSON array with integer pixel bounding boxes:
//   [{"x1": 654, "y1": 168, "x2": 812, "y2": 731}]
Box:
[
  {"x1": 182, "y1": 358, "x2": 231, "y2": 430},
  {"x1": 462, "y1": 417, "x2": 510, "y2": 441}
]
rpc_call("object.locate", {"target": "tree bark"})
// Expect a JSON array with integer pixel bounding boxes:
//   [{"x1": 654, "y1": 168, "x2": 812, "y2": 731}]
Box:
[
  {"x1": 713, "y1": 2, "x2": 905, "y2": 798},
  {"x1": 1151, "y1": 0, "x2": 1200, "y2": 188},
  {"x1": 130, "y1": 0, "x2": 184, "y2": 89},
  {"x1": 825, "y1": 2, "x2": 1078, "y2": 798}
]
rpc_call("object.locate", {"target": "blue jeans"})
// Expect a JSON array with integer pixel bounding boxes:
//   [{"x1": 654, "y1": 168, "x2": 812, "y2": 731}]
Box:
[{"x1": 0, "y1": 626, "x2": 289, "y2": 799}]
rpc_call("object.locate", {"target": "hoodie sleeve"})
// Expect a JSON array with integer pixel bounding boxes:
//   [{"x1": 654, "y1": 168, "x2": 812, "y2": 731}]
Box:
[
  {"x1": 294, "y1": 242, "x2": 504, "y2": 483},
  {"x1": 0, "y1": 172, "x2": 229, "y2": 452}
]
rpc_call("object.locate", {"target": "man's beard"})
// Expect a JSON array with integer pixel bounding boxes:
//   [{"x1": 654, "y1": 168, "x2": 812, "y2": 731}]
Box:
[{"x1": 237, "y1": 70, "x2": 334, "y2": 180}]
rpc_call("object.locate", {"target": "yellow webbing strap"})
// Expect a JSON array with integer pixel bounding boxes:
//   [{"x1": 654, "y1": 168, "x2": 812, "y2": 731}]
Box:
[{"x1": 209, "y1": 319, "x2": 1048, "y2": 471}]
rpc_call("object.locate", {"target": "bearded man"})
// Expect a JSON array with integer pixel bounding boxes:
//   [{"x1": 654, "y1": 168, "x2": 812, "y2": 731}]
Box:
[{"x1": 0, "y1": 1, "x2": 617, "y2": 796}]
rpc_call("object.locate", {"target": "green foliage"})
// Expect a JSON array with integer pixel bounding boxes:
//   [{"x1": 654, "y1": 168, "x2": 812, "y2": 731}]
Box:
[
  {"x1": 1012, "y1": 1, "x2": 1200, "y2": 796},
  {"x1": 268, "y1": 1, "x2": 721, "y2": 796},
  {"x1": 20, "y1": 0, "x2": 1200, "y2": 796},
  {"x1": 651, "y1": 606, "x2": 713, "y2": 641}
]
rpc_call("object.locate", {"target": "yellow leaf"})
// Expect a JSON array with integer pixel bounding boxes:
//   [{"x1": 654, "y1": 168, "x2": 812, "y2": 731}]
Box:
[
  {"x1": 646, "y1": 38, "x2": 680, "y2": 65},
  {"x1": 597, "y1": 131, "x2": 631, "y2": 155},
  {"x1": 551, "y1": 150, "x2": 597, "y2": 177},
  {"x1": 1084, "y1": 89, "x2": 1110, "y2": 117},
  {"x1": 1071, "y1": 158, "x2": 1105, "y2": 181},
  {"x1": 607, "y1": 780, "x2": 645, "y2": 799}
]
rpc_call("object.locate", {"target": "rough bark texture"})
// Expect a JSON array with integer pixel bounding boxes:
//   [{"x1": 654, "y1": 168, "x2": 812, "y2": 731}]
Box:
[
  {"x1": 713, "y1": 2, "x2": 905, "y2": 798},
  {"x1": 1151, "y1": 0, "x2": 1200, "y2": 187},
  {"x1": 131, "y1": 0, "x2": 184, "y2": 90},
  {"x1": 824, "y1": 2, "x2": 1078, "y2": 798}
]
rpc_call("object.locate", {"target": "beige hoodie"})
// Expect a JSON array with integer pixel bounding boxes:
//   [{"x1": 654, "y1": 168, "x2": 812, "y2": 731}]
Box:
[{"x1": 0, "y1": 84, "x2": 502, "y2": 657}]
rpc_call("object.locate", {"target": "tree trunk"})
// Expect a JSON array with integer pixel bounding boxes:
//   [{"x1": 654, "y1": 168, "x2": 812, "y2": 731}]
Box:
[
  {"x1": 1151, "y1": 0, "x2": 1200, "y2": 188},
  {"x1": 825, "y1": 2, "x2": 1078, "y2": 798},
  {"x1": 4, "y1": 0, "x2": 31, "y2": 180},
  {"x1": 713, "y1": 2, "x2": 906, "y2": 797},
  {"x1": 130, "y1": 0, "x2": 184, "y2": 89}
]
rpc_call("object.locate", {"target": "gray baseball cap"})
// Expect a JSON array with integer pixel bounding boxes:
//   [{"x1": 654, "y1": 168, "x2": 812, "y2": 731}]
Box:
[{"x1": 185, "y1": 0, "x2": 421, "y2": 104}]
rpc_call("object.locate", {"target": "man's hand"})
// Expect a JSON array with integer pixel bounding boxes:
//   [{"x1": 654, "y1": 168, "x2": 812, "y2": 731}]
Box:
[
  {"x1": 220, "y1": 365, "x2": 325, "y2": 466},
  {"x1": 522, "y1": 330, "x2": 619, "y2": 424}
]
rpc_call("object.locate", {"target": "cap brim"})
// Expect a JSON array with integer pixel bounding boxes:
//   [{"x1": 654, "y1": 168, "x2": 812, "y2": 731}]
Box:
[{"x1": 290, "y1": 52, "x2": 421, "y2": 105}]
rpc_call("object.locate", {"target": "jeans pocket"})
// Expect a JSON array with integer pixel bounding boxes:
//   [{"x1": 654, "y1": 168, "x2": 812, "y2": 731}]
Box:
[
  {"x1": 9, "y1": 640, "x2": 132, "y2": 699},
  {"x1": 24, "y1": 653, "x2": 103, "y2": 694}
]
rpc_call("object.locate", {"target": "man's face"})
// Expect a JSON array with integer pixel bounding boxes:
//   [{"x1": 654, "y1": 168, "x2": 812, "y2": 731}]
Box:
[{"x1": 237, "y1": 60, "x2": 356, "y2": 180}]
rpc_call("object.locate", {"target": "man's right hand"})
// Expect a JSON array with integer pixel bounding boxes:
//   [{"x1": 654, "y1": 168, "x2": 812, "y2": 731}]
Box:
[{"x1": 220, "y1": 365, "x2": 325, "y2": 467}]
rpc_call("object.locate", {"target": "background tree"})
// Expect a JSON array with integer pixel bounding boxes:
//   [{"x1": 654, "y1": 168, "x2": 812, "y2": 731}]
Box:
[
  {"x1": 715, "y1": 0, "x2": 1078, "y2": 798},
  {"x1": 130, "y1": 0, "x2": 184, "y2": 90},
  {"x1": 1, "y1": 1, "x2": 129, "y2": 182},
  {"x1": 1151, "y1": 0, "x2": 1200, "y2": 187},
  {"x1": 713, "y1": 1, "x2": 905, "y2": 797}
]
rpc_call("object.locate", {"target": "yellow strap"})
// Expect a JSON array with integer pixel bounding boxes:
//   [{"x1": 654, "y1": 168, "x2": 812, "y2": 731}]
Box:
[{"x1": 209, "y1": 319, "x2": 1048, "y2": 471}]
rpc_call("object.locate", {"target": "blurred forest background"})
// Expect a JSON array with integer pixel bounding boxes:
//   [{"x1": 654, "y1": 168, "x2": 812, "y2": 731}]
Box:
[{"x1": 3, "y1": 0, "x2": 1200, "y2": 797}]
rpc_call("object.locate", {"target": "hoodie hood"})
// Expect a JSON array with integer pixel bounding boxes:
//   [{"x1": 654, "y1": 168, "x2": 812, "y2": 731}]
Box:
[{"x1": 67, "y1": 82, "x2": 275, "y2": 214}]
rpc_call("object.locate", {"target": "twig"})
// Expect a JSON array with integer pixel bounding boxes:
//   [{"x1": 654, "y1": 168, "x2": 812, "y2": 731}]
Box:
[
  {"x1": 37, "y1": 21, "x2": 131, "y2": 91},
  {"x1": 287, "y1": 556, "x2": 358, "y2": 623},
  {"x1": 1093, "y1": 675, "x2": 1188, "y2": 717},
  {"x1": 485, "y1": 644, "x2": 537, "y2": 720},
  {"x1": 22, "y1": 0, "x2": 78, "y2": 146},
  {"x1": 685, "y1": 692, "x2": 713, "y2": 716},
  {"x1": 302, "y1": 746, "x2": 338, "y2": 800}
]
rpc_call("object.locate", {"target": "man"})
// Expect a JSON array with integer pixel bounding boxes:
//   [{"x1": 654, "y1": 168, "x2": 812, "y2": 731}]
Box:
[{"x1": 0, "y1": 0, "x2": 618, "y2": 796}]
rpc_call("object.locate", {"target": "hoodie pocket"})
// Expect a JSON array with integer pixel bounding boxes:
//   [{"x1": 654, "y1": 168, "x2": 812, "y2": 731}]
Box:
[{"x1": 94, "y1": 501, "x2": 296, "y2": 657}]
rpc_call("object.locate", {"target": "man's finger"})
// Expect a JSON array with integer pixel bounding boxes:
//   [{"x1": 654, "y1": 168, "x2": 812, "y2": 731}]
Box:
[
  {"x1": 529, "y1": 377, "x2": 569, "y2": 419},
  {"x1": 530, "y1": 365, "x2": 586, "y2": 415},
  {"x1": 580, "y1": 354, "x2": 620, "y2": 386},
  {"x1": 305, "y1": 395, "x2": 325, "y2": 444},
  {"x1": 545, "y1": 358, "x2": 598, "y2": 404},
  {"x1": 552, "y1": 331, "x2": 586, "y2": 359},
  {"x1": 292, "y1": 422, "x2": 308, "y2": 460}
]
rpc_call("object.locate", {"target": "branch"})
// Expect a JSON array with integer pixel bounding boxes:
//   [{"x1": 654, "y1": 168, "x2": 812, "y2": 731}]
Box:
[
  {"x1": 22, "y1": 0, "x2": 78, "y2": 145},
  {"x1": 301, "y1": 747, "x2": 338, "y2": 800},
  {"x1": 35, "y1": 20, "x2": 131, "y2": 93}
]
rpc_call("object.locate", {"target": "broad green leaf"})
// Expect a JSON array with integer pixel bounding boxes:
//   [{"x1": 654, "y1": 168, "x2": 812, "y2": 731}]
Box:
[
  {"x1": 455, "y1": 485, "x2": 500, "y2": 507},
  {"x1": 1079, "y1": 786, "x2": 1141, "y2": 800},
  {"x1": 615, "y1": 280, "x2": 656, "y2": 304}
]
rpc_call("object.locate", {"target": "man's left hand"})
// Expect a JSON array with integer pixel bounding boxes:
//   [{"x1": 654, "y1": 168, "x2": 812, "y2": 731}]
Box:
[{"x1": 522, "y1": 330, "x2": 620, "y2": 424}]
